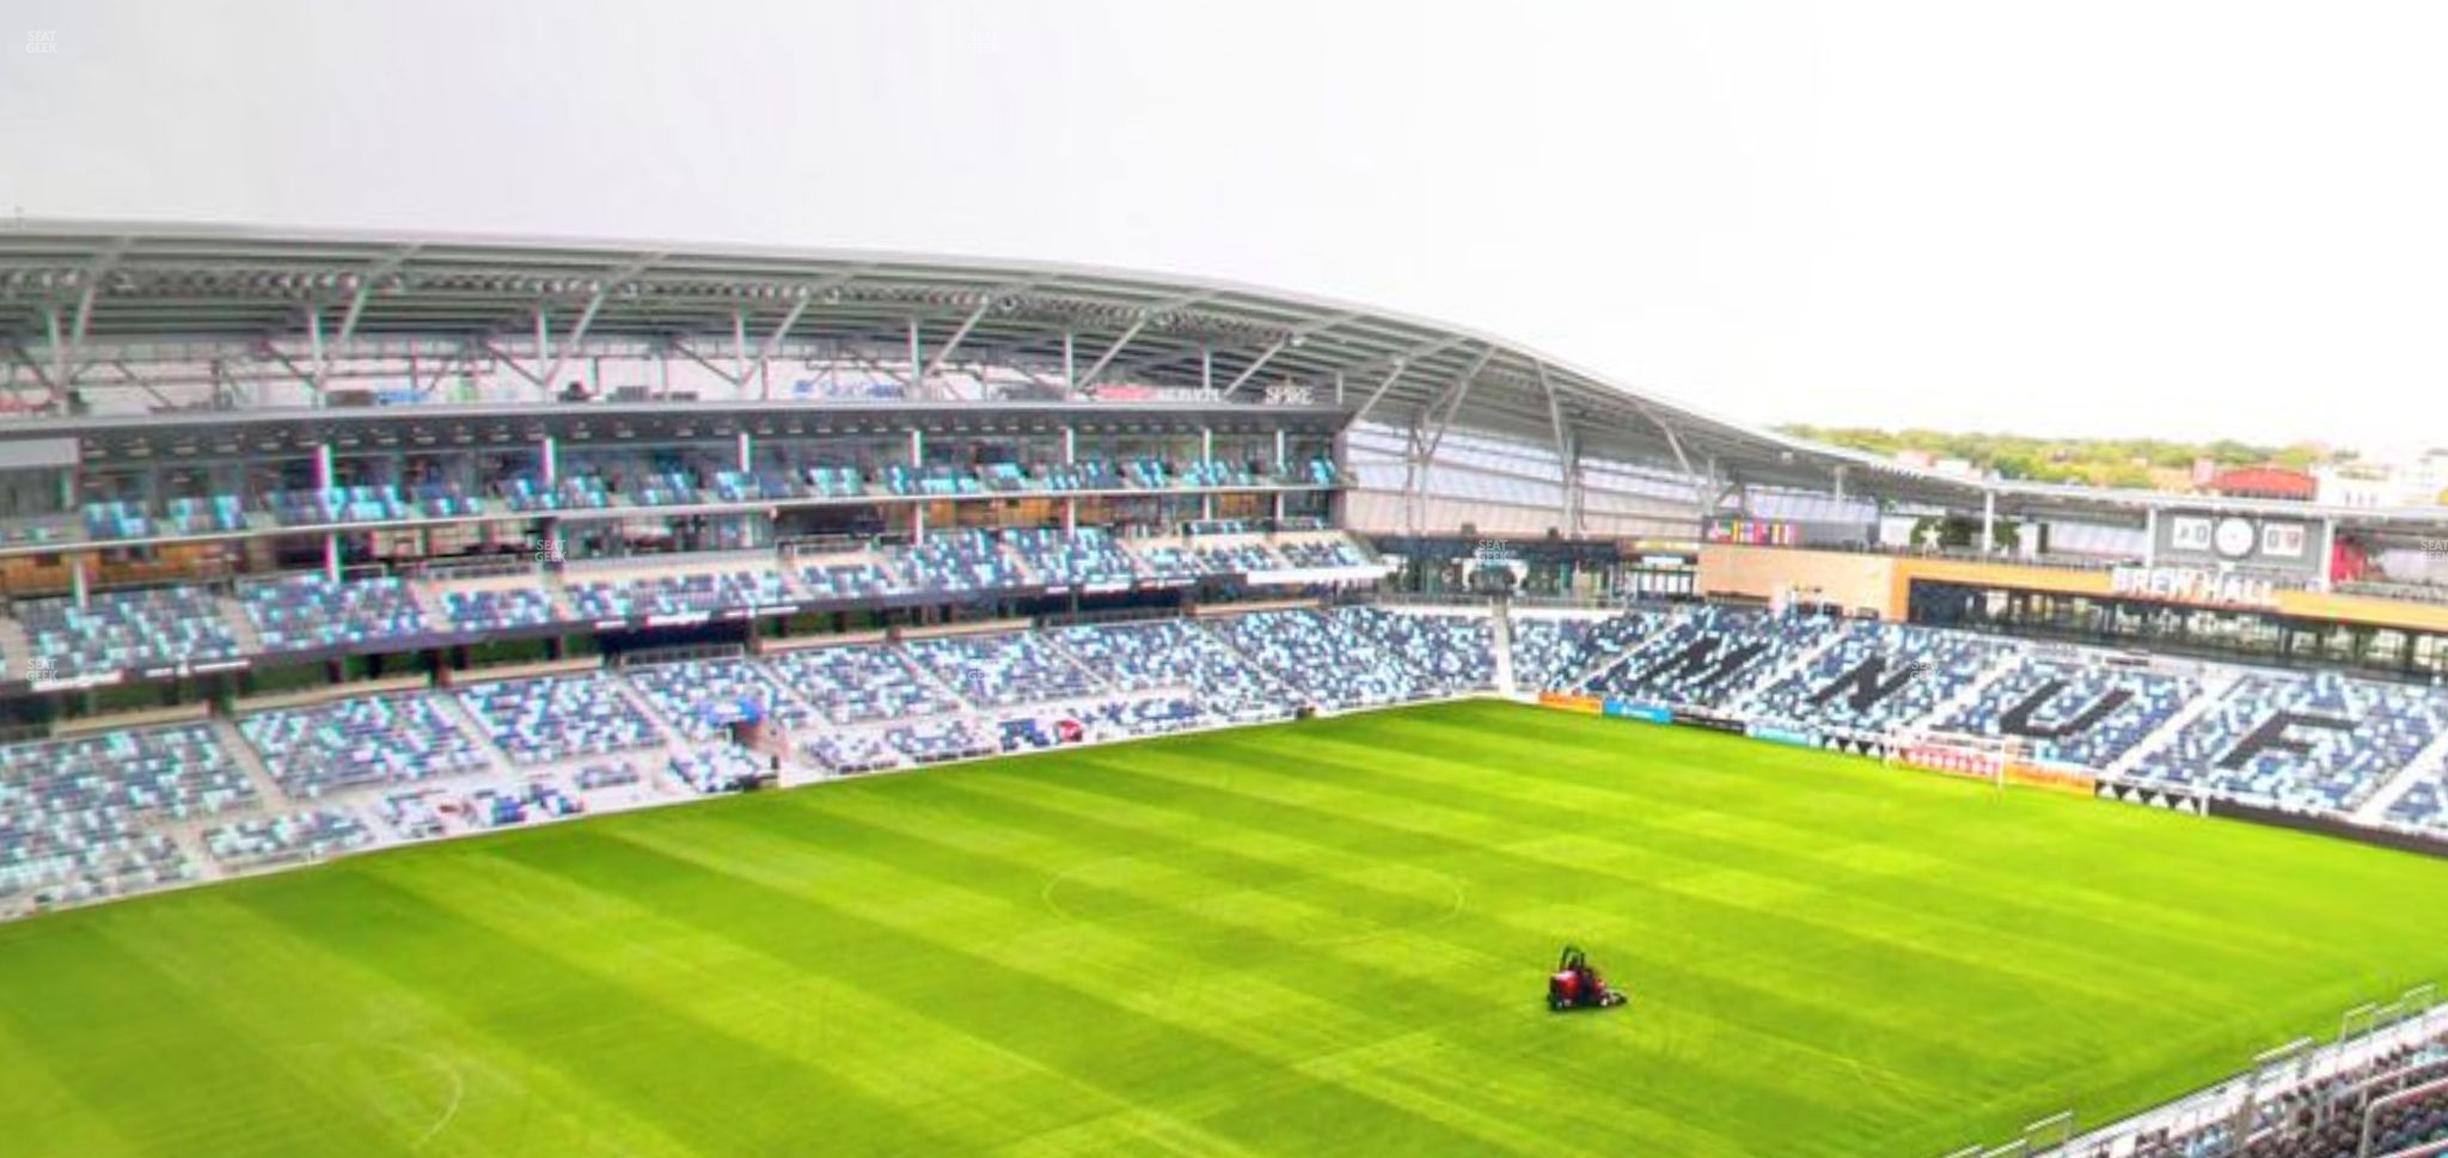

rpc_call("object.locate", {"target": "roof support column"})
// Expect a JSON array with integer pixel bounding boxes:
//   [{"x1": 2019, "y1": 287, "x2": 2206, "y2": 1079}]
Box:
[
  {"x1": 906, "y1": 317, "x2": 924, "y2": 400},
  {"x1": 43, "y1": 306, "x2": 68, "y2": 411},
  {"x1": 1062, "y1": 331, "x2": 1076, "y2": 394},
  {"x1": 909, "y1": 428, "x2": 926, "y2": 544},
  {"x1": 2142, "y1": 506, "x2": 2157, "y2": 567},
  {"x1": 1063, "y1": 425, "x2": 1076, "y2": 464},
  {"x1": 1074, "y1": 314, "x2": 1151, "y2": 393},
  {"x1": 1401, "y1": 419, "x2": 1425, "y2": 537},
  {"x1": 2317, "y1": 515, "x2": 2337, "y2": 591},
  {"x1": 1566, "y1": 438, "x2": 1584, "y2": 536},
  {"x1": 532, "y1": 309, "x2": 550, "y2": 401},
  {"x1": 305, "y1": 306, "x2": 328, "y2": 407},
  {"x1": 920, "y1": 300, "x2": 994, "y2": 398},
  {"x1": 1333, "y1": 371, "x2": 1346, "y2": 406},
  {"x1": 1535, "y1": 361, "x2": 1577, "y2": 537},
  {"x1": 540, "y1": 434, "x2": 557, "y2": 487},
  {"x1": 1221, "y1": 338, "x2": 1290, "y2": 399},
  {"x1": 1411, "y1": 346, "x2": 1496, "y2": 529},
  {"x1": 732, "y1": 310, "x2": 750, "y2": 393},
  {"x1": 737, "y1": 431, "x2": 753, "y2": 473},
  {"x1": 752, "y1": 294, "x2": 814, "y2": 401},
  {"x1": 1981, "y1": 489, "x2": 1997, "y2": 556},
  {"x1": 63, "y1": 274, "x2": 100, "y2": 395},
  {"x1": 1200, "y1": 346, "x2": 1213, "y2": 394},
  {"x1": 537, "y1": 290, "x2": 606, "y2": 399},
  {"x1": 316, "y1": 441, "x2": 340, "y2": 582}
]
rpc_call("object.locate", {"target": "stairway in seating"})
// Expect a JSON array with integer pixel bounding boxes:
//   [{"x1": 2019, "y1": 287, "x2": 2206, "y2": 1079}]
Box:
[
  {"x1": 2353, "y1": 729, "x2": 2448, "y2": 824},
  {"x1": 2105, "y1": 665, "x2": 2240, "y2": 781},
  {"x1": 217, "y1": 596, "x2": 264, "y2": 657},
  {"x1": 430, "y1": 686, "x2": 519, "y2": 775},
  {"x1": 1904, "y1": 639, "x2": 2026, "y2": 735},
  {"x1": 1723, "y1": 623, "x2": 1851, "y2": 716},
  {"x1": 405, "y1": 577, "x2": 454, "y2": 631},
  {"x1": 156, "y1": 818, "x2": 229, "y2": 882},
  {"x1": 1038, "y1": 631, "x2": 1114, "y2": 696},
  {"x1": 892, "y1": 641, "x2": 985, "y2": 718},
  {"x1": 1489, "y1": 602, "x2": 1517, "y2": 696},
  {"x1": 1197, "y1": 612, "x2": 1319, "y2": 711},
  {"x1": 0, "y1": 612, "x2": 32, "y2": 679},
  {"x1": 211, "y1": 715, "x2": 293, "y2": 808}
]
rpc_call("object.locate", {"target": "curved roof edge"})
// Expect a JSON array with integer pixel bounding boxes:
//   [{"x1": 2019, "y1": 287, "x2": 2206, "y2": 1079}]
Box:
[{"x1": 2, "y1": 218, "x2": 2442, "y2": 530}]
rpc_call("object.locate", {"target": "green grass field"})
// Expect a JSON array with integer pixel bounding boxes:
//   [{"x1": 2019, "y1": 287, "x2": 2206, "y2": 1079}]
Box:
[{"x1": 6, "y1": 700, "x2": 2448, "y2": 1156}]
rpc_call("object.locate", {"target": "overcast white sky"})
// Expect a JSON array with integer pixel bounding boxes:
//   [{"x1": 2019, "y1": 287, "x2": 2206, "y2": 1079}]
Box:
[{"x1": 3, "y1": 0, "x2": 2444, "y2": 451}]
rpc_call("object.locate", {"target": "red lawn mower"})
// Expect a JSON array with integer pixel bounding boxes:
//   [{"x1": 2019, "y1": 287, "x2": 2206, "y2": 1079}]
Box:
[{"x1": 1546, "y1": 945, "x2": 1628, "y2": 1012}]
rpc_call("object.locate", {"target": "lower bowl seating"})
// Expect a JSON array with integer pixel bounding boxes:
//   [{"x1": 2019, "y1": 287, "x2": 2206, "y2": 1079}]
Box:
[
  {"x1": 239, "y1": 693, "x2": 491, "y2": 799},
  {"x1": 901, "y1": 632, "x2": 1103, "y2": 709},
  {"x1": 769, "y1": 645, "x2": 965, "y2": 725},
  {"x1": 203, "y1": 809, "x2": 375, "y2": 869},
  {"x1": 623, "y1": 658, "x2": 819, "y2": 742},
  {"x1": 455, "y1": 675, "x2": 666, "y2": 765},
  {"x1": 0, "y1": 725, "x2": 252, "y2": 904}
]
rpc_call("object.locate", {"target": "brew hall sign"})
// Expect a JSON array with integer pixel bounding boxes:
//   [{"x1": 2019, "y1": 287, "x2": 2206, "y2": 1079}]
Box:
[{"x1": 2109, "y1": 566, "x2": 2280, "y2": 609}]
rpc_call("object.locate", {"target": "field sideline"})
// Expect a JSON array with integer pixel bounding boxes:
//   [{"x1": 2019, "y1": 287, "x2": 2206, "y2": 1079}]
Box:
[{"x1": 5, "y1": 699, "x2": 2447, "y2": 1156}]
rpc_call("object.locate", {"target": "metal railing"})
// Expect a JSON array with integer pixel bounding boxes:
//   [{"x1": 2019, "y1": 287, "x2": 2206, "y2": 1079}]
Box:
[{"x1": 1954, "y1": 986, "x2": 2448, "y2": 1158}]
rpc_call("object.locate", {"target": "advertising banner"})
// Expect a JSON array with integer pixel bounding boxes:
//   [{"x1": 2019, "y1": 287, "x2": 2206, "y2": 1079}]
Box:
[
  {"x1": 2004, "y1": 762, "x2": 2097, "y2": 796},
  {"x1": 1602, "y1": 699, "x2": 1673, "y2": 724},
  {"x1": 1537, "y1": 692, "x2": 1603, "y2": 714},
  {"x1": 1745, "y1": 723, "x2": 1821, "y2": 749},
  {"x1": 1670, "y1": 707, "x2": 1745, "y2": 733}
]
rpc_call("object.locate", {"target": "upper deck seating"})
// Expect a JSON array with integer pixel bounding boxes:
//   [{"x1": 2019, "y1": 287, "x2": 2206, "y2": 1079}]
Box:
[
  {"x1": 240, "y1": 575, "x2": 430, "y2": 652},
  {"x1": 1041, "y1": 460, "x2": 1119, "y2": 492},
  {"x1": 16, "y1": 586, "x2": 242, "y2": 675},
  {"x1": 434, "y1": 585, "x2": 560, "y2": 633},
  {"x1": 900, "y1": 530, "x2": 1027, "y2": 595},
  {"x1": 1002, "y1": 527, "x2": 1138, "y2": 589},
  {"x1": 565, "y1": 569, "x2": 793, "y2": 620}
]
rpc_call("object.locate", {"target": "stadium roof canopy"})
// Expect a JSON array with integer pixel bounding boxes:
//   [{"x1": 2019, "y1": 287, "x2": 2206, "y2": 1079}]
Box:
[{"x1": 3, "y1": 220, "x2": 2444, "y2": 530}]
